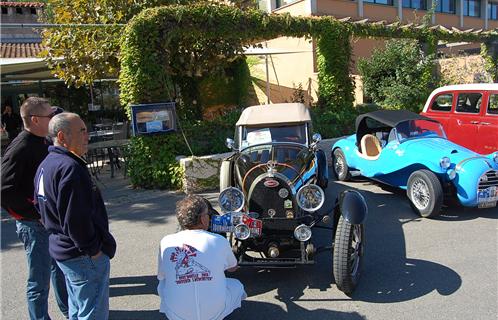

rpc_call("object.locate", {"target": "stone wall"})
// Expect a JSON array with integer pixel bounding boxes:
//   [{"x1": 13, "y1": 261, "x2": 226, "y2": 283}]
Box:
[{"x1": 178, "y1": 138, "x2": 337, "y2": 193}]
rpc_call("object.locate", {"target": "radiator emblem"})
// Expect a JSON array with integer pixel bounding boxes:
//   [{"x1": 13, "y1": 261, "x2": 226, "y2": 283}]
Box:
[{"x1": 264, "y1": 179, "x2": 280, "y2": 188}]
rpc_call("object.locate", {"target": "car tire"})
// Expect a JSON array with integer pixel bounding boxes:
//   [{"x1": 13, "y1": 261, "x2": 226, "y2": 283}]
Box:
[
  {"x1": 407, "y1": 169, "x2": 443, "y2": 218},
  {"x1": 332, "y1": 148, "x2": 350, "y2": 181},
  {"x1": 333, "y1": 215, "x2": 364, "y2": 296}
]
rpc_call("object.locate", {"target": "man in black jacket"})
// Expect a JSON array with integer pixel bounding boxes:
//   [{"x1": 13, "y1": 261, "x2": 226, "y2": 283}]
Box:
[
  {"x1": 35, "y1": 112, "x2": 116, "y2": 320},
  {"x1": 1, "y1": 97, "x2": 68, "y2": 319},
  {"x1": 1, "y1": 104, "x2": 22, "y2": 141}
]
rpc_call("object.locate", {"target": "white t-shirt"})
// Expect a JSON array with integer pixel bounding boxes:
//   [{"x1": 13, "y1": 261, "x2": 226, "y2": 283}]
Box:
[{"x1": 157, "y1": 229, "x2": 238, "y2": 320}]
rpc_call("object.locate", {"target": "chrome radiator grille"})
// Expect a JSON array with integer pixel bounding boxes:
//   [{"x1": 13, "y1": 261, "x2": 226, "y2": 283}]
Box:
[{"x1": 478, "y1": 170, "x2": 498, "y2": 191}]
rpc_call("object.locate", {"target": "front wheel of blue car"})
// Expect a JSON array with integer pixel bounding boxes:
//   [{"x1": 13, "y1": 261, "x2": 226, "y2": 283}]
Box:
[
  {"x1": 333, "y1": 148, "x2": 350, "y2": 181},
  {"x1": 407, "y1": 170, "x2": 443, "y2": 218},
  {"x1": 333, "y1": 216, "x2": 364, "y2": 296}
]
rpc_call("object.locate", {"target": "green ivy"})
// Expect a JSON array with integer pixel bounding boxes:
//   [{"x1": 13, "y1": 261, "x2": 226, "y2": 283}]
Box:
[
  {"x1": 481, "y1": 42, "x2": 498, "y2": 82},
  {"x1": 119, "y1": 3, "x2": 498, "y2": 188}
]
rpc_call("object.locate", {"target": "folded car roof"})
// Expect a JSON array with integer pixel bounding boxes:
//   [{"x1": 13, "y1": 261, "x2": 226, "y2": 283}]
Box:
[{"x1": 236, "y1": 103, "x2": 311, "y2": 126}]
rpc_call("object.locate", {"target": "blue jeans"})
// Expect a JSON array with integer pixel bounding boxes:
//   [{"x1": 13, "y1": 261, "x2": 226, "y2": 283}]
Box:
[
  {"x1": 16, "y1": 220, "x2": 69, "y2": 320},
  {"x1": 56, "y1": 254, "x2": 110, "y2": 320}
]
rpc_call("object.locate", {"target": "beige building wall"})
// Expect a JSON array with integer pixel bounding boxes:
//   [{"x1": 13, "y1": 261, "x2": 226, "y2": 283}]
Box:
[
  {"x1": 260, "y1": 0, "x2": 494, "y2": 106},
  {"x1": 316, "y1": 0, "x2": 358, "y2": 17},
  {"x1": 249, "y1": 36, "x2": 318, "y2": 105}
]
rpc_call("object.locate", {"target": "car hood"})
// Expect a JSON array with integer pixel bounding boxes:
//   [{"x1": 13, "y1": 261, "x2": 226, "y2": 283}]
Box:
[{"x1": 400, "y1": 138, "x2": 479, "y2": 164}]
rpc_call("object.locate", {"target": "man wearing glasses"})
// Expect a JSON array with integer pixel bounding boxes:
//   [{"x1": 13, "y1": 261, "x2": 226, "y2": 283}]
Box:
[
  {"x1": 1, "y1": 97, "x2": 68, "y2": 319},
  {"x1": 157, "y1": 195, "x2": 246, "y2": 320}
]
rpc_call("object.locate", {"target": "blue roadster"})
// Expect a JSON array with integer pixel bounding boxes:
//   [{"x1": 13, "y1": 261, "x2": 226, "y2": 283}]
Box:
[{"x1": 332, "y1": 110, "x2": 498, "y2": 218}]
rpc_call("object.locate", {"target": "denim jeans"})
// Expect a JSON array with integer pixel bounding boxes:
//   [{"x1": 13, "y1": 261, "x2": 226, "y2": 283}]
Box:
[
  {"x1": 56, "y1": 254, "x2": 110, "y2": 320},
  {"x1": 16, "y1": 220, "x2": 69, "y2": 320}
]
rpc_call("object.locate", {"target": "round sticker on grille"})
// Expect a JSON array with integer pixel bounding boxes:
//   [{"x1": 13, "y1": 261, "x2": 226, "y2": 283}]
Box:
[{"x1": 278, "y1": 188, "x2": 289, "y2": 198}]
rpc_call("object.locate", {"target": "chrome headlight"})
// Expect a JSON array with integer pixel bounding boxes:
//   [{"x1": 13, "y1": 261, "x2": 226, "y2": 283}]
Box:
[
  {"x1": 296, "y1": 184, "x2": 325, "y2": 212},
  {"x1": 218, "y1": 187, "x2": 244, "y2": 213},
  {"x1": 234, "y1": 224, "x2": 250, "y2": 240},
  {"x1": 440, "y1": 156, "x2": 451, "y2": 169},
  {"x1": 294, "y1": 224, "x2": 312, "y2": 242}
]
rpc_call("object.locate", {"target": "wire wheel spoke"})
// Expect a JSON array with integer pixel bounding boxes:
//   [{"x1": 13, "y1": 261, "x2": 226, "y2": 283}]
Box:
[{"x1": 412, "y1": 179, "x2": 430, "y2": 209}]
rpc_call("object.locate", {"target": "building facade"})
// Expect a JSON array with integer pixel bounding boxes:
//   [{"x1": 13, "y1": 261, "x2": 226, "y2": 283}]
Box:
[{"x1": 253, "y1": 0, "x2": 497, "y2": 104}]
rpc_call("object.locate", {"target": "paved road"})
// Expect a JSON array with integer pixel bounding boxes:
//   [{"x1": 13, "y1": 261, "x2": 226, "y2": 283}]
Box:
[{"x1": 1, "y1": 171, "x2": 497, "y2": 320}]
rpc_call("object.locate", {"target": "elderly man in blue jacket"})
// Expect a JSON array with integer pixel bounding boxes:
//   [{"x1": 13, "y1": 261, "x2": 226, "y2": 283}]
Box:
[{"x1": 34, "y1": 112, "x2": 116, "y2": 320}]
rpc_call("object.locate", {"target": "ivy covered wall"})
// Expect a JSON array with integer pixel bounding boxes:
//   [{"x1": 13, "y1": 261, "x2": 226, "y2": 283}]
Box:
[{"x1": 120, "y1": 3, "x2": 497, "y2": 188}]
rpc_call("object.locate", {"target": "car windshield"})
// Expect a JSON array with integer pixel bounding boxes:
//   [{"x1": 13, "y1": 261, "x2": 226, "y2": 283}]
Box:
[
  {"x1": 389, "y1": 120, "x2": 446, "y2": 143},
  {"x1": 241, "y1": 124, "x2": 307, "y2": 149}
]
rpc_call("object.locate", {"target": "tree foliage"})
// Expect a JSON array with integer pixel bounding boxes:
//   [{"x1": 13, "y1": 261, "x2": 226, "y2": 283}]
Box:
[
  {"x1": 357, "y1": 39, "x2": 436, "y2": 112},
  {"x1": 40, "y1": 0, "x2": 252, "y2": 87}
]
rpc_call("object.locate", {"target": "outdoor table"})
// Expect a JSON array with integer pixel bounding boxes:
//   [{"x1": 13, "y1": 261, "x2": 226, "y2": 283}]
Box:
[
  {"x1": 88, "y1": 130, "x2": 115, "y2": 143},
  {"x1": 87, "y1": 139, "x2": 130, "y2": 178}
]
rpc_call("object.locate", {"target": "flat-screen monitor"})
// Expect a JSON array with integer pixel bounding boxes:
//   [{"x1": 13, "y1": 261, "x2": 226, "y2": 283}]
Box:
[{"x1": 130, "y1": 102, "x2": 177, "y2": 136}]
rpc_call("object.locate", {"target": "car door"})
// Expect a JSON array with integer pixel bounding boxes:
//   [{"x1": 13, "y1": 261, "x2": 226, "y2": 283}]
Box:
[
  {"x1": 477, "y1": 91, "x2": 498, "y2": 154},
  {"x1": 446, "y1": 91, "x2": 483, "y2": 152},
  {"x1": 422, "y1": 91, "x2": 453, "y2": 129}
]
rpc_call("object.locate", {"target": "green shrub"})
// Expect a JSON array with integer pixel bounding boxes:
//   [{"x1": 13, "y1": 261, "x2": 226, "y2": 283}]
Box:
[{"x1": 358, "y1": 39, "x2": 436, "y2": 112}]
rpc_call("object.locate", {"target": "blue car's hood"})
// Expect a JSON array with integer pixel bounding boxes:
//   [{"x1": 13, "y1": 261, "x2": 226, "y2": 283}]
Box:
[{"x1": 400, "y1": 138, "x2": 479, "y2": 164}]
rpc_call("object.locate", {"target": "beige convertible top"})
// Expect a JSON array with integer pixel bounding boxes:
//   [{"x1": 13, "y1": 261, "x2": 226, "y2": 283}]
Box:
[{"x1": 236, "y1": 103, "x2": 312, "y2": 126}]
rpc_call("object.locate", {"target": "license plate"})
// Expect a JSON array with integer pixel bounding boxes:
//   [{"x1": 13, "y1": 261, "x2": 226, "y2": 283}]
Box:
[
  {"x1": 477, "y1": 186, "x2": 498, "y2": 209},
  {"x1": 211, "y1": 212, "x2": 262, "y2": 237}
]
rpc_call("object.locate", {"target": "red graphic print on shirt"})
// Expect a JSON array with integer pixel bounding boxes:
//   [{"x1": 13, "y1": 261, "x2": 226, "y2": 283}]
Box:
[{"x1": 170, "y1": 244, "x2": 212, "y2": 284}]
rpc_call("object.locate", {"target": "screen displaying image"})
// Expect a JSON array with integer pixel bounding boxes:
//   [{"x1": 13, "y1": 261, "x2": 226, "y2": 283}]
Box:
[{"x1": 131, "y1": 102, "x2": 177, "y2": 136}]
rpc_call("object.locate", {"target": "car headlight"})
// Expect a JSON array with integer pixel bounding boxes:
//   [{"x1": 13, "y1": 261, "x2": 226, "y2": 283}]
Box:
[
  {"x1": 218, "y1": 187, "x2": 245, "y2": 213},
  {"x1": 493, "y1": 152, "x2": 498, "y2": 164},
  {"x1": 234, "y1": 223, "x2": 250, "y2": 240},
  {"x1": 447, "y1": 169, "x2": 456, "y2": 180},
  {"x1": 440, "y1": 156, "x2": 451, "y2": 169},
  {"x1": 296, "y1": 184, "x2": 325, "y2": 212},
  {"x1": 294, "y1": 224, "x2": 312, "y2": 242}
]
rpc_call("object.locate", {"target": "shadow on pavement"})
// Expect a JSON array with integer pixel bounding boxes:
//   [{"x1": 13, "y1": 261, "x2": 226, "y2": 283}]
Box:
[
  {"x1": 329, "y1": 180, "x2": 462, "y2": 303},
  {"x1": 109, "y1": 275, "x2": 161, "y2": 319},
  {"x1": 109, "y1": 309, "x2": 163, "y2": 320},
  {"x1": 110, "y1": 275, "x2": 158, "y2": 298}
]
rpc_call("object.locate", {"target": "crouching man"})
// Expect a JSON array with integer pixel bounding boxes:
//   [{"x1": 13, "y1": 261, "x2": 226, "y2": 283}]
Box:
[{"x1": 157, "y1": 195, "x2": 246, "y2": 320}]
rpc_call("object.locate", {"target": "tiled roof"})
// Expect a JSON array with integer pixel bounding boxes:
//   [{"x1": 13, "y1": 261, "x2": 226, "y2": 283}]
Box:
[
  {"x1": 0, "y1": 42, "x2": 45, "y2": 58},
  {"x1": 0, "y1": 2, "x2": 44, "y2": 7}
]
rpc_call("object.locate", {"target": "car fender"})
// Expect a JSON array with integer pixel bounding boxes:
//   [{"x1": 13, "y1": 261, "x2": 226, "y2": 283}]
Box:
[
  {"x1": 338, "y1": 190, "x2": 368, "y2": 225},
  {"x1": 453, "y1": 156, "x2": 498, "y2": 206}
]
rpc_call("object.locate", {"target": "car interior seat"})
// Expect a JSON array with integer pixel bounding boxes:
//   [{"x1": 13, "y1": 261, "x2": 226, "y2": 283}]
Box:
[{"x1": 360, "y1": 134, "x2": 382, "y2": 160}]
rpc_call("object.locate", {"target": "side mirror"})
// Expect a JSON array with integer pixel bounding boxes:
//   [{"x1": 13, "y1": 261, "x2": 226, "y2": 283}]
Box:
[
  {"x1": 339, "y1": 190, "x2": 367, "y2": 225},
  {"x1": 312, "y1": 133, "x2": 322, "y2": 144},
  {"x1": 226, "y1": 138, "x2": 235, "y2": 150}
]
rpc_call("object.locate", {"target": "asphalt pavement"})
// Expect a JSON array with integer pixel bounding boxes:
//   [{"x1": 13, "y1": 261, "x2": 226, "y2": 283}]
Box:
[{"x1": 1, "y1": 163, "x2": 497, "y2": 320}]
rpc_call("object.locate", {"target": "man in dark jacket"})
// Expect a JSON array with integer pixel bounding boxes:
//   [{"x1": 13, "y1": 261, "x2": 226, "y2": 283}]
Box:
[
  {"x1": 1, "y1": 97, "x2": 68, "y2": 319},
  {"x1": 34, "y1": 112, "x2": 116, "y2": 320}
]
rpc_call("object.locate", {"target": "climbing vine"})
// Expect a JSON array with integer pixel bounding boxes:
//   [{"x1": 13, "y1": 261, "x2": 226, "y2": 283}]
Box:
[{"x1": 119, "y1": 3, "x2": 498, "y2": 188}]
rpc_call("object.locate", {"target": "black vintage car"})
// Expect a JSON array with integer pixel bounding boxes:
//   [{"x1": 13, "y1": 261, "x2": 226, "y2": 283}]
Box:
[{"x1": 212, "y1": 103, "x2": 368, "y2": 295}]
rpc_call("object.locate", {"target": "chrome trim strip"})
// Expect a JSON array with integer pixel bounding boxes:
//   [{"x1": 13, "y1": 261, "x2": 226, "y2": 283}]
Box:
[{"x1": 455, "y1": 156, "x2": 492, "y2": 172}]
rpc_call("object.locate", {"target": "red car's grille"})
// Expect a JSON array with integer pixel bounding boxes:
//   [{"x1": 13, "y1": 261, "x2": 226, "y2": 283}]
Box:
[{"x1": 478, "y1": 170, "x2": 498, "y2": 191}]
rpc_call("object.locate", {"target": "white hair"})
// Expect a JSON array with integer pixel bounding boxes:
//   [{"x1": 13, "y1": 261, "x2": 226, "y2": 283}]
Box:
[{"x1": 49, "y1": 112, "x2": 80, "y2": 146}]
